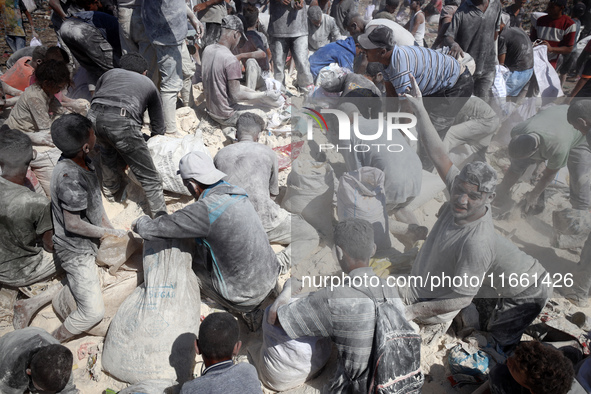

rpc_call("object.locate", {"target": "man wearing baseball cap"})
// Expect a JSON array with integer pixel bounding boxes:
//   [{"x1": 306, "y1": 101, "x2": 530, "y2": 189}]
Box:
[
  {"x1": 359, "y1": 24, "x2": 473, "y2": 169},
  {"x1": 531, "y1": 0, "x2": 576, "y2": 68},
  {"x1": 133, "y1": 151, "x2": 280, "y2": 331},
  {"x1": 201, "y1": 15, "x2": 280, "y2": 136}
]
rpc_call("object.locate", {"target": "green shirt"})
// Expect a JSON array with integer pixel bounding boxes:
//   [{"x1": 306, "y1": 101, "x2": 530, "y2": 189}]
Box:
[{"x1": 510, "y1": 105, "x2": 585, "y2": 170}]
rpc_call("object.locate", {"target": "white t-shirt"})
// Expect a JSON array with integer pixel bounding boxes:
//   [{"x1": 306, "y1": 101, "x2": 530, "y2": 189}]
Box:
[{"x1": 366, "y1": 18, "x2": 416, "y2": 47}]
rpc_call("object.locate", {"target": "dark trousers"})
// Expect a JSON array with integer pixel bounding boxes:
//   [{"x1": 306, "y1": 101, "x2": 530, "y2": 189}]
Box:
[
  {"x1": 93, "y1": 105, "x2": 167, "y2": 218},
  {"x1": 419, "y1": 69, "x2": 474, "y2": 170}
]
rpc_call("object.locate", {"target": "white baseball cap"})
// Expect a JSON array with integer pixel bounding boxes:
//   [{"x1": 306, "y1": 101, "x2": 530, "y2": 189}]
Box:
[{"x1": 177, "y1": 151, "x2": 226, "y2": 185}]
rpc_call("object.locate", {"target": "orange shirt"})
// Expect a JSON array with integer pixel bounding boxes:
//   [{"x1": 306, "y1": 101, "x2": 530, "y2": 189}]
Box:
[{"x1": 0, "y1": 56, "x2": 34, "y2": 95}]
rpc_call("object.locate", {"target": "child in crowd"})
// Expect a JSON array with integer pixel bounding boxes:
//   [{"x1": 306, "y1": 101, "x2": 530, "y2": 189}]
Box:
[
  {"x1": 487, "y1": 341, "x2": 585, "y2": 394},
  {"x1": 4, "y1": 59, "x2": 70, "y2": 195},
  {"x1": 406, "y1": 0, "x2": 425, "y2": 46},
  {"x1": 49, "y1": 113, "x2": 127, "y2": 342}
]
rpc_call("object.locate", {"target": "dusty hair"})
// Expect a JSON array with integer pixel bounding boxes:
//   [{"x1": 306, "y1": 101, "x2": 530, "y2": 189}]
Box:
[{"x1": 513, "y1": 341, "x2": 575, "y2": 394}]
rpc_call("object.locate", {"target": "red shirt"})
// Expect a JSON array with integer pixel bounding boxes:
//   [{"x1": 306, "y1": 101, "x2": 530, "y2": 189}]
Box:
[{"x1": 531, "y1": 14, "x2": 576, "y2": 67}]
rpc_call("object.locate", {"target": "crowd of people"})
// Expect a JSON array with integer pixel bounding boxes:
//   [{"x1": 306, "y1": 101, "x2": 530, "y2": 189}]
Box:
[{"x1": 2, "y1": 0, "x2": 591, "y2": 392}]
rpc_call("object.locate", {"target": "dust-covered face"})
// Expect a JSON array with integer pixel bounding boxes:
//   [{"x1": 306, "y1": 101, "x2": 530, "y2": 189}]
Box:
[
  {"x1": 450, "y1": 179, "x2": 494, "y2": 223},
  {"x1": 365, "y1": 48, "x2": 387, "y2": 64}
]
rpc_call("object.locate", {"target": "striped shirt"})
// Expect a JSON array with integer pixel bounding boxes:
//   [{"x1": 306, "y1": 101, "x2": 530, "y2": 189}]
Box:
[
  {"x1": 531, "y1": 15, "x2": 576, "y2": 66},
  {"x1": 384, "y1": 45, "x2": 461, "y2": 96},
  {"x1": 277, "y1": 267, "x2": 405, "y2": 393}
]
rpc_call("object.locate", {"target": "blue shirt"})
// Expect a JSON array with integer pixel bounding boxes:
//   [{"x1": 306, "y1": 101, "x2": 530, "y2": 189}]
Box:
[
  {"x1": 384, "y1": 45, "x2": 461, "y2": 96},
  {"x1": 309, "y1": 36, "x2": 356, "y2": 79}
]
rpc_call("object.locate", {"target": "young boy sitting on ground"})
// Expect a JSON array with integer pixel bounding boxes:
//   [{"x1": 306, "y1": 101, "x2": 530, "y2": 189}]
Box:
[
  {"x1": 0, "y1": 129, "x2": 59, "y2": 295},
  {"x1": 180, "y1": 312, "x2": 262, "y2": 394},
  {"x1": 49, "y1": 113, "x2": 127, "y2": 342},
  {"x1": 4, "y1": 59, "x2": 70, "y2": 195}
]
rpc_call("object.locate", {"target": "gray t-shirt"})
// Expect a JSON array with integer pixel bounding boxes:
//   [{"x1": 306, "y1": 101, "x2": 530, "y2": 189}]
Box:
[
  {"x1": 50, "y1": 0, "x2": 83, "y2": 31},
  {"x1": 202, "y1": 43, "x2": 243, "y2": 120},
  {"x1": 498, "y1": 26, "x2": 534, "y2": 71},
  {"x1": 445, "y1": 0, "x2": 501, "y2": 75},
  {"x1": 91, "y1": 68, "x2": 165, "y2": 134},
  {"x1": 479, "y1": 234, "x2": 547, "y2": 298},
  {"x1": 510, "y1": 105, "x2": 585, "y2": 170},
  {"x1": 50, "y1": 158, "x2": 103, "y2": 255},
  {"x1": 0, "y1": 327, "x2": 77, "y2": 394},
  {"x1": 409, "y1": 165, "x2": 496, "y2": 300},
  {"x1": 308, "y1": 14, "x2": 343, "y2": 51},
  {"x1": 195, "y1": 0, "x2": 226, "y2": 24},
  {"x1": 268, "y1": 1, "x2": 308, "y2": 38},
  {"x1": 141, "y1": 0, "x2": 187, "y2": 45},
  {"x1": 214, "y1": 141, "x2": 289, "y2": 231},
  {"x1": 180, "y1": 362, "x2": 262, "y2": 394},
  {"x1": 134, "y1": 182, "x2": 280, "y2": 308},
  {"x1": 0, "y1": 177, "x2": 53, "y2": 285},
  {"x1": 330, "y1": 0, "x2": 358, "y2": 35}
]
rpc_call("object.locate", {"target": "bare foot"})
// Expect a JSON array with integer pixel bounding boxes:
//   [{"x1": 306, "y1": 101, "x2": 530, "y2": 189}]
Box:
[{"x1": 13, "y1": 299, "x2": 34, "y2": 330}]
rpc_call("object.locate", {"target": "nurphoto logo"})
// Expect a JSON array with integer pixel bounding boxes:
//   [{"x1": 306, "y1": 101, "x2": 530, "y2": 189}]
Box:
[{"x1": 303, "y1": 107, "x2": 418, "y2": 153}]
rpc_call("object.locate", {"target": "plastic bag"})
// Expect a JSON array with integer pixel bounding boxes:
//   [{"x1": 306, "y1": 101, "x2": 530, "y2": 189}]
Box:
[
  {"x1": 448, "y1": 343, "x2": 491, "y2": 377},
  {"x1": 491, "y1": 65, "x2": 510, "y2": 98},
  {"x1": 97, "y1": 233, "x2": 143, "y2": 275},
  {"x1": 273, "y1": 141, "x2": 305, "y2": 170},
  {"x1": 147, "y1": 133, "x2": 210, "y2": 196},
  {"x1": 102, "y1": 239, "x2": 201, "y2": 384},
  {"x1": 532, "y1": 45, "x2": 564, "y2": 97},
  {"x1": 29, "y1": 37, "x2": 42, "y2": 47},
  {"x1": 250, "y1": 306, "x2": 332, "y2": 391}
]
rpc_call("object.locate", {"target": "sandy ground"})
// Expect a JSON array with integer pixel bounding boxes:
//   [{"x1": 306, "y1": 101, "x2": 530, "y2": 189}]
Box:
[{"x1": 2, "y1": 2, "x2": 589, "y2": 393}]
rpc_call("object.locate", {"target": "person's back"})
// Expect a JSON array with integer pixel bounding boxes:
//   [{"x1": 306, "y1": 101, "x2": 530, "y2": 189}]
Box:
[
  {"x1": 0, "y1": 129, "x2": 56, "y2": 288},
  {"x1": 274, "y1": 219, "x2": 420, "y2": 393},
  {"x1": 366, "y1": 18, "x2": 416, "y2": 46},
  {"x1": 510, "y1": 105, "x2": 584, "y2": 170},
  {"x1": 181, "y1": 362, "x2": 262, "y2": 394},
  {"x1": 498, "y1": 26, "x2": 534, "y2": 71},
  {"x1": 0, "y1": 176, "x2": 53, "y2": 286},
  {"x1": 309, "y1": 37, "x2": 357, "y2": 79},
  {"x1": 133, "y1": 152, "x2": 280, "y2": 311},
  {"x1": 214, "y1": 142, "x2": 283, "y2": 231},
  {"x1": 91, "y1": 68, "x2": 161, "y2": 127},
  {"x1": 331, "y1": 0, "x2": 358, "y2": 35},
  {"x1": 180, "y1": 312, "x2": 263, "y2": 394},
  {"x1": 202, "y1": 43, "x2": 242, "y2": 120}
]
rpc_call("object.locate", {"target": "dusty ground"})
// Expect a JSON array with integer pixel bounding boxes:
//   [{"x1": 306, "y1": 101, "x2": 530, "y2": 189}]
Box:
[{"x1": 2, "y1": 1, "x2": 588, "y2": 393}]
